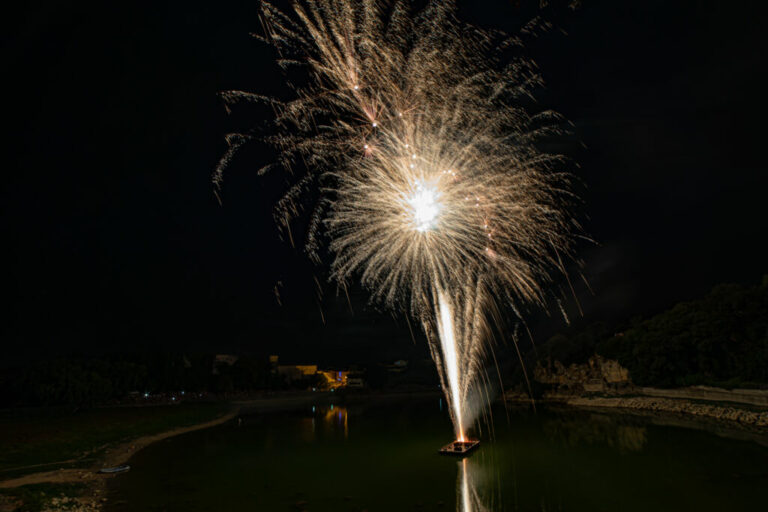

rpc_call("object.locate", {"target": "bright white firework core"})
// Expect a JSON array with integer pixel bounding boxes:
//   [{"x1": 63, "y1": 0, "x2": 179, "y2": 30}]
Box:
[{"x1": 408, "y1": 181, "x2": 440, "y2": 232}]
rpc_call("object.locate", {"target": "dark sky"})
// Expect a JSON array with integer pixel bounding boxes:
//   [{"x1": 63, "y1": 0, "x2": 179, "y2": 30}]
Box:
[{"x1": 3, "y1": 0, "x2": 767, "y2": 365}]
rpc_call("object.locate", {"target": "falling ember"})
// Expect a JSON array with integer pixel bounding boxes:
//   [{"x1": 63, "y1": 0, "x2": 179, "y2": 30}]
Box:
[{"x1": 216, "y1": 0, "x2": 583, "y2": 441}]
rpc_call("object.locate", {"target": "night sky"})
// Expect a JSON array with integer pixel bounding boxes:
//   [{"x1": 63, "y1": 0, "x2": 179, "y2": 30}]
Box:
[{"x1": 3, "y1": 0, "x2": 767, "y2": 365}]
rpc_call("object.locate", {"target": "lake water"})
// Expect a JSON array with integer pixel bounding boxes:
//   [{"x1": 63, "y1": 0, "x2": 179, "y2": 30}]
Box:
[{"x1": 106, "y1": 397, "x2": 768, "y2": 511}]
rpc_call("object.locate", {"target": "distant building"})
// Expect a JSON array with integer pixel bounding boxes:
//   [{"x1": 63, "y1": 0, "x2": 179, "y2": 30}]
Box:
[
  {"x1": 271, "y1": 355, "x2": 358, "y2": 390},
  {"x1": 317, "y1": 369, "x2": 348, "y2": 389},
  {"x1": 278, "y1": 365, "x2": 318, "y2": 383},
  {"x1": 212, "y1": 354, "x2": 239, "y2": 375},
  {"x1": 215, "y1": 354, "x2": 239, "y2": 366}
]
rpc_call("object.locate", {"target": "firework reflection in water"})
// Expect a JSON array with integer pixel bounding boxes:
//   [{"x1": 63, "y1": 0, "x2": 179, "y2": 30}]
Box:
[
  {"x1": 216, "y1": 0, "x2": 582, "y2": 440},
  {"x1": 457, "y1": 454, "x2": 501, "y2": 512}
]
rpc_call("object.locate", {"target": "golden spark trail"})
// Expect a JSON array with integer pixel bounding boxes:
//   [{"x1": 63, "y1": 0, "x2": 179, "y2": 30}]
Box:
[{"x1": 437, "y1": 289, "x2": 464, "y2": 441}]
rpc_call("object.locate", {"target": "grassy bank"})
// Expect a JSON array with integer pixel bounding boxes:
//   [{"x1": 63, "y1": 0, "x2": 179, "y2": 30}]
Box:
[
  {"x1": 0, "y1": 402, "x2": 230, "y2": 480},
  {"x1": 0, "y1": 482, "x2": 90, "y2": 512}
]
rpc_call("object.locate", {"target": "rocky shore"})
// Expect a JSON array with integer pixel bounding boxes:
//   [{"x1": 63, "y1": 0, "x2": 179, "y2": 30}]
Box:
[
  {"x1": 508, "y1": 355, "x2": 768, "y2": 433},
  {"x1": 563, "y1": 395, "x2": 768, "y2": 429}
]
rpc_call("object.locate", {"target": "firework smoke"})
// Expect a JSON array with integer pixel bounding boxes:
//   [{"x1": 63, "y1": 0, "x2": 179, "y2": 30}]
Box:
[{"x1": 216, "y1": 0, "x2": 581, "y2": 439}]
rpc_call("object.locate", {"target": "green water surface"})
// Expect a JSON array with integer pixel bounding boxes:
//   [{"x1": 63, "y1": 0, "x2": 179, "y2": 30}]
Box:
[{"x1": 106, "y1": 398, "x2": 768, "y2": 511}]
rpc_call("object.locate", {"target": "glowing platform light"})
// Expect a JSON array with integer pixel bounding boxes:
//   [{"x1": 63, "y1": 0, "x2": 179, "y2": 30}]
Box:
[{"x1": 408, "y1": 181, "x2": 441, "y2": 232}]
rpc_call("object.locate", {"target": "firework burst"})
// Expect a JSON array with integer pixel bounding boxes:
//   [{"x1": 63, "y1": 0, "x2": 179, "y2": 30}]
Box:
[{"x1": 216, "y1": 0, "x2": 582, "y2": 439}]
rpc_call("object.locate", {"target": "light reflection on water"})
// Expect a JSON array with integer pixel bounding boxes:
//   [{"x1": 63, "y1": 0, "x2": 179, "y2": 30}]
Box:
[
  {"x1": 306, "y1": 401, "x2": 496, "y2": 512},
  {"x1": 459, "y1": 411, "x2": 653, "y2": 511},
  {"x1": 300, "y1": 401, "x2": 650, "y2": 511},
  {"x1": 458, "y1": 455, "x2": 498, "y2": 512},
  {"x1": 298, "y1": 404, "x2": 349, "y2": 441},
  {"x1": 543, "y1": 413, "x2": 647, "y2": 453}
]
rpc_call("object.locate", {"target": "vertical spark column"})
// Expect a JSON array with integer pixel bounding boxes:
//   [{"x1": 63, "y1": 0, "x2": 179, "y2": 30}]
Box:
[{"x1": 436, "y1": 288, "x2": 465, "y2": 442}]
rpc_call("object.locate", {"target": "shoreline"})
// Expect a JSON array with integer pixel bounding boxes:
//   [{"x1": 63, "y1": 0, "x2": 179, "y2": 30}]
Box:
[
  {"x1": 0, "y1": 407, "x2": 238, "y2": 511},
  {"x1": 553, "y1": 400, "x2": 768, "y2": 448},
  {"x1": 0, "y1": 390, "x2": 438, "y2": 493},
  {"x1": 564, "y1": 395, "x2": 768, "y2": 429},
  {"x1": 0, "y1": 408, "x2": 238, "y2": 490},
  {"x1": 506, "y1": 391, "x2": 768, "y2": 436}
]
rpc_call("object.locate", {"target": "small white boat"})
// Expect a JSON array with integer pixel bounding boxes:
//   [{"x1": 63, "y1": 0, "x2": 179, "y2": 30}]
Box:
[
  {"x1": 98, "y1": 465, "x2": 131, "y2": 474},
  {"x1": 439, "y1": 439, "x2": 480, "y2": 456}
]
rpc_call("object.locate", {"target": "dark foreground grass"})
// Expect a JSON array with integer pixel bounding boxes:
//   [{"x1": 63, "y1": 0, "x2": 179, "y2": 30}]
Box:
[
  {"x1": 0, "y1": 482, "x2": 87, "y2": 512},
  {"x1": 0, "y1": 402, "x2": 230, "y2": 479}
]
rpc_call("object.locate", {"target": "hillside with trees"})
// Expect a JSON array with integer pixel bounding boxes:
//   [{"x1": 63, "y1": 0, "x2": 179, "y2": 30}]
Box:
[{"x1": 534, "y1": 276, "x2": 768, "y2": 388}]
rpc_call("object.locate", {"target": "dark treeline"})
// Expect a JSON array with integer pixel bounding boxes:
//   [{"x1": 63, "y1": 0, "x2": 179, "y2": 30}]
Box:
[
  {"x1": 0, "y1": 354, "x2": 279, "y2": 408},
  {"x1": 0, "y1": 353, "x2": 439, "y2": 408},
  {"x1": 525, "y1": 275, "x2": 768, "y2": 388}
]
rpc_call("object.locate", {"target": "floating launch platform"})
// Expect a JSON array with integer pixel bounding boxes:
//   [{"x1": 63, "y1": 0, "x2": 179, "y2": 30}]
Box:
[{"x1": 438, "y1": 439, "x2": 480, "y2": 456}]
